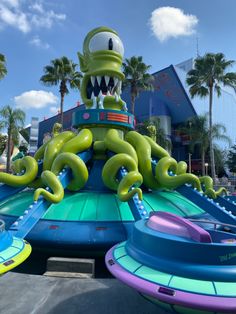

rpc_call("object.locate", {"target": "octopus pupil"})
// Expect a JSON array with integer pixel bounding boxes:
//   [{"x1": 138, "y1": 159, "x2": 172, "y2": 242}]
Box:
[{"x1": 108, "y1": 38, "x2": 113, "y2": 50}]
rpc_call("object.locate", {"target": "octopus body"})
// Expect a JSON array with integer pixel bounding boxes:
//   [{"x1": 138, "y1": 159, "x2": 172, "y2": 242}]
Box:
[{"x1": 0, "y1": 27, "x2": 225, "y2": 206}]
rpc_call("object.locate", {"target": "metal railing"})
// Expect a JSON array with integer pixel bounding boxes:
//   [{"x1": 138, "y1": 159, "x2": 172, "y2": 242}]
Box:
[{"x1": 189, "y1": 218, "x2": 236, "y2": 231}]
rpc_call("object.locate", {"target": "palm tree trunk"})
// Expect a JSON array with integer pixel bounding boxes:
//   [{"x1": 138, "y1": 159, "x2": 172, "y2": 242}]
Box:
[
  {"x1": 6, "y1": 127, "x2": 11, "y2": 173},
  {"x1": 209, "y1": 86, "x2": 216, "y2": 183},
  {"x1": 131, "y1": 93, "x2": 135, "y2": 115},
  {"x1": 59, "y1": 80, "x2": 67, "y2": 128},
  {"x1": 60, "y1": 92, "x2": 64, "y2": 127},
  {"x1": 201, "y1": 150, "x2": 205, "y2": 176}
]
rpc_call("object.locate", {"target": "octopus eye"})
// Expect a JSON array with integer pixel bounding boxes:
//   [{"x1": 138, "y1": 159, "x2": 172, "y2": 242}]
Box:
[{"x1": 89, "y1": 32, "x2": 124, "y2": 56}]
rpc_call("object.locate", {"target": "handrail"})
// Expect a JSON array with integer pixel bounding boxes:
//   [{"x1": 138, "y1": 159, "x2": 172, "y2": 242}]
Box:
[{"x1": 188, "y1": 218, "x2": 236, "y2": 231}]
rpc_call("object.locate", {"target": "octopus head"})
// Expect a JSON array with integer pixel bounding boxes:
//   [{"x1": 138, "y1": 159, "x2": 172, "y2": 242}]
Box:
[{"x1": 78, "y1": 27, "x2": 125, "y2": 111}]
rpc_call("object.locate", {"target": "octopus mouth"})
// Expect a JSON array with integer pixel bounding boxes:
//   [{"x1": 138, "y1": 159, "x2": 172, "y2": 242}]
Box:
[{"x1": 86, "y1": 75, "x2": 122, "y2": 101}]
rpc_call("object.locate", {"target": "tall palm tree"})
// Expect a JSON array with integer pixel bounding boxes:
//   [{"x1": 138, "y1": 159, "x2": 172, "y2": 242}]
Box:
[
  {"x1": 186, "y1": 53, "x2": 236, "y2": 182},
  {"x1": 0, "y1": 54, "x2": 7, "y2": 80},
  {"x1": 40, "y1": 56, "x2": 82, "y2": 126},
  {"x1": 179, "y1": 115, "x2": 231, "y2": 175},
  {"x1": 0, "y1": 105, "x2": 25, "y2": 173},
  {"x1": 122, "y1": 56, "x2": 154, "y2": 115}
]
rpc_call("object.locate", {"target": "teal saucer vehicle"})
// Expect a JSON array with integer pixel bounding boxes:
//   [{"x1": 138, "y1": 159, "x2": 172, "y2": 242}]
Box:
[
  {"x1": 106, "y1": 211, "x2": 236, "y2": 313},
  {"x1": 1, "y1": 26, "x2": 236, "y2": 314}
]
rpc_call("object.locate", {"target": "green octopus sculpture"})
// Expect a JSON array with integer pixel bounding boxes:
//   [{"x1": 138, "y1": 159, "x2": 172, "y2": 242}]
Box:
[{"x1": 0, "y1": 27, "x2": 226, "y2": 205}]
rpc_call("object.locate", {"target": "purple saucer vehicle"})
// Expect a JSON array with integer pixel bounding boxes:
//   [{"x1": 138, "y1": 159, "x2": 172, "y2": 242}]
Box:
[{"x1": 106, "y1": 211, "x2": 236, "y2": 313}]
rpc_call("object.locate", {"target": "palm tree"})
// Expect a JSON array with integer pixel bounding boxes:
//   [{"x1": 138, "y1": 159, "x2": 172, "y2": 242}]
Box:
[
  {"x1": 186, "y1": 53, "x2": 236, "y2": 182},
  {"x1": 0, "y1": 105, "x2": 25, "y2": 172},
  {"x1": 0, "y1": 54, "x2": 7, "y2": 80},
  {"x1": 40, "y1": 56, "x2": 82, "y2": 126},
  {"x1": 179, "y1": 115, "x2": 231, "y2": 175},
  {"x1": 122, "y1": 56, "x2": 154, "y2": 115}
]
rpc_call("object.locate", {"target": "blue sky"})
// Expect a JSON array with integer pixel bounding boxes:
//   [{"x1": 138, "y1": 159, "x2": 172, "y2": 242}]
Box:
[{"x1": 0, "y1": 0, "x2": 236, "y2": 126}]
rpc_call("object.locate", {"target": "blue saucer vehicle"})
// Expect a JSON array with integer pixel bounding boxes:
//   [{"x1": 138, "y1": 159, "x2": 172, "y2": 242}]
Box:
[{"x1": 106, "y1": 211, "x2": 236, "y2": 313}]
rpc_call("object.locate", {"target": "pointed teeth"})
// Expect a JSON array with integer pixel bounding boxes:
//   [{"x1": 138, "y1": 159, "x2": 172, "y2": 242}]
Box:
[
  {"x1": 105, "y1": 75, "x2": 110, "y2": 86},
  {"x1": 117, "y1": 81, "x2": 122, "y2": 94},
  {"x1": 91, "y1": 92, "x2": 95, "y2": 99},
  {"x1": 98, "y1": 90, "x2": 102, "y2": 97},
  {"x1": 107, "y1": 91, "x2": 111, "y2": 96},
  {"x1": 91, "y1": 76, "x2": 95, "y2": 86},
  {"x1": 97, "y1": 76, "x2": 102, "y2": 85},
  {"x1": 115, "y1": 92, "x2": 119, "y2": 102},
  {"x1": 114, "y1": 78, "x2": 119, "y2": 86}
]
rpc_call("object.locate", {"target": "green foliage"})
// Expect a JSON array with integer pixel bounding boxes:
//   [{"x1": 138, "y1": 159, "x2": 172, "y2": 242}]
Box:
[
  {"x1": 122, "y1": 56, "x2": 154, "y2": 114},
  {"x1": 226, "y1": 145, "x2": 236, "y2": 173},
  {"x1": 40, "y1": 56, "x2": 82, "y2": 125},
  {"x1": 0, "y1": 134, "x2": 7, "y2": 155},
  {"x1": 0, "y1": 53, "x2": 7, "y2": 80},
  {"x1": 178, "y1": 114, "x2": 230, "y2": 175},
  {"x1": 214, "y1": 146, "x2": 227, "y2": 177},
  {"x1": 186, "y1": 53, "x2": 236, "y2": 181},
  {"x1": 0, "y1": 105, "x2": 25, "y2": 172}
]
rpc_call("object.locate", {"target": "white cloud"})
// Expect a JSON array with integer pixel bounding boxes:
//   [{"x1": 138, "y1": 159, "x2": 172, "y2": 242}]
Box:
[
  {"x1": 0, "y1": 0, "x2": 66, "y2": 33},
  {"x1": 14, "y1": 90, "x2": 58, "y2": 109},
  {"x1": 30, "y1": 35, "x2": 50, "y2": 49},
  {"x1": 149, "y1": 7, "x2": 198, "y2": 42},
  {"x1": 49, "y1": 106, "x2": 59, "y2": 114},
  {"x1": 0, "y1": 3, "x2": 30, "y2": 33}
]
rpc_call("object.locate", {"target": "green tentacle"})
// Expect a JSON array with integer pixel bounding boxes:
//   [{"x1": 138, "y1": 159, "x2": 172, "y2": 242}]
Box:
[
  {"x1": 104, "y1": 129, "x2": 138, "y2": 164},
  {"x1": 118, "y1": 171, "x2": 143, "y2": 201},
  {"x1": 93, "y1": 141, "x2": 107, "y2": 159},
  {"x1": 60, "y1": 129, "x2": 93, "y2": 154},
  {"x1": 12, "y1": 159, "x2": 22, "y2": 174},
  {"x1": 143, "y1": 136, "x2": 170, "y2": 159},
  {"x1": 199, "y1": 176, "x2": 227, "y2": 199},
  {"x1": 34, "y1": 123, "x2": 62, "y2": 161},
  {"x1": 34, "y1": 170, "x2": 64, "y2": 203},
  {"x1": 125, "y1": 131, "x2": 160, "y2": 189},
  {"x1": 0, "y1": 156, "x2": 38, "y2": 187},
  {"x1": 51, "y1": 152, "x2": 88, "y2": 191},
  {"x1": 102, "y1": 153, "x2": 143, "y2": 201},
  {"x1": 43, "y1": 131, "x2": 75, "y2": 171},
  {"x1": 176, "y1": 161, "x2": 188, "y2": 175},
  {"x1": 34, "y1": 140, "x2": 50, "y2": 161},
  {"x1": 52, "y1": 123, "x2": 62, "y2": 137},
  {"x1": 155, "y1": 156, "x2": 202, "y2": 191}
]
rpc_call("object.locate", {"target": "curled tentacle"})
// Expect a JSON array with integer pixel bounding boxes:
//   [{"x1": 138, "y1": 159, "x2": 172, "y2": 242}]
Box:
[
  {"x1": 125, "y1": 131, "x2": 160, "y2": 189},
  {"x1": 155, "y1": 156, "x2": 201, "y2": 191},
  {"x1": 34, "y1": 170, "x2": 64, "y2": 203},
  {"x1": 34, "y1": 123, "x2": 62, "y2": 161},
  {"x1": 51, "y1": 152, "x2": 88, "y2": 191},
  {"x1": 176, "y1": 161, "x2": 188, "y2": 175},
  {"x1": 102, "y1": 153, "x2": 143, "y2": 201},
  {"x1": 0, "y1": 156, "x2": 38, "y2": 187},
  {"x1": 52, "y1": 123, "x2": 62, "y2": 137},
  {"x1": 199, "y1": 176, "x2": 227, "y2": 199},
  {"x1": 118, "y1": 171, "x2": 143, "y2": 201},
  {"x1": 12, "y1": 159, "x2": 22, "y2": 174},
  {"x1": 104, "y1": 129, "x2": 138, "y2": 164},
  {"x1": 43, "y1": 131, "x2": 75, "y2": 171},
  {"x1": 60, "y1": 129, "x2": 93, "y2": 154},
  {"x1": 143, "y1": 136, "x2": 169, "y2": 159}
]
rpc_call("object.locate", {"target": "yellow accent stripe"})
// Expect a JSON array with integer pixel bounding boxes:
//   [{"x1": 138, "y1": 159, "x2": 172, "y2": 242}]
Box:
[{"x1": 0, "y1": 241, "x2": 32, "y2": 275}]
